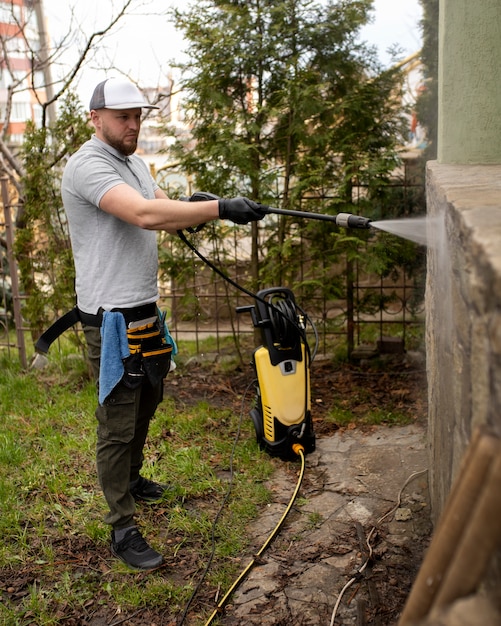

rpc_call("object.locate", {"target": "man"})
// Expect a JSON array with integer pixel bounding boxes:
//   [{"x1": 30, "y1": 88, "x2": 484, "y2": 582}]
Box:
[{"x1": 61, "y1": 77, "x2": 265, "y2": 570}]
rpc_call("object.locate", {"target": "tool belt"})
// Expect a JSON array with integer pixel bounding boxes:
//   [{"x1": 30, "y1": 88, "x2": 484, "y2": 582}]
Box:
[
  {"x1": 36, "y1": 303, "x2": 174, "y2": 390},
  {"x1": 122, "y1": 315, "x2": 172, "y2": 389},
  {"x1": 36, "y1": 303, "x2": 162, "y2": 353}
]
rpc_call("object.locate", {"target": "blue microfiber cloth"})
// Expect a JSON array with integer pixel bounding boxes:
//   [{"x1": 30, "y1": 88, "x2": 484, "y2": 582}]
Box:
[
  {"x1": 158, "y1": 307, "x2": 178, "y2": 356},
  {"x1": 164, "y1": 320, "x2": 178, "y2": 356},
  {"x1": 99, "y1": 311, "x2": 129, "y2": 405}
]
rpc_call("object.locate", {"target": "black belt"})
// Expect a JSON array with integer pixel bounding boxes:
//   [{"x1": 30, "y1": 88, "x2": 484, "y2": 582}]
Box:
[
  {"x1": 35, "y1": 303, "x2": 158, "y2": 354},
  {"x1": 79, "y1": 303, "x2": 157, "y2": 327},
  {"x1": 112, "y1": 302, "x2": 157, "y2": 325}
]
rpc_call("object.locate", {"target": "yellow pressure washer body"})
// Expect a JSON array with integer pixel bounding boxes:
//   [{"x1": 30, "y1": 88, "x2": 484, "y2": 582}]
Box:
[{"x1": 237, "y1": 287, "x2": 316, "y2": 460}]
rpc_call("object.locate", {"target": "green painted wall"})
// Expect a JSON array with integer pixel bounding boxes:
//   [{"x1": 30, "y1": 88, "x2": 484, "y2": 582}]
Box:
[{"x1": 438, "y1": 0, "x2": 501, "y2": 164}]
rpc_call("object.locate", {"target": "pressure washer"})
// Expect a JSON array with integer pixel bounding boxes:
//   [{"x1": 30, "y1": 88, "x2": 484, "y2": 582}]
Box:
[
  {"x1": 236, "y1": 287, "x2": 316, "y2": 460},
  {"x1": 179, "y1": 192, "x2": 372, "y2": 465},
  {"x1": 234, "y1": 210, "x2": 370, "y2": 460},
  {"x1": 179, "y1": 192, "x2": 372, "y2": 462}
]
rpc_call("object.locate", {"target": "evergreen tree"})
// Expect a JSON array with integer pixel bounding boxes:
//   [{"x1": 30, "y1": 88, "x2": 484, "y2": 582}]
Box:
[
  {"x1": 165, "y1": 0, "x2": 409, "y2": 314},
  {"x1": 17, "y1": 94, "x2": 92, "y2": 338}
]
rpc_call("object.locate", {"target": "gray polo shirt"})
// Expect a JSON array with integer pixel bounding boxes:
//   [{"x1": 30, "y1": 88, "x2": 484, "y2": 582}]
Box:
[{"x1": 61, "y1": 135, "x2": 160, "y2": 314}]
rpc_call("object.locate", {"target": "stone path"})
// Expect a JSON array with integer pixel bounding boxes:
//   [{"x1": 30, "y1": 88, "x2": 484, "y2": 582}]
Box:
[{"x1": 222, "y1": 424, "x2": 430, "y2": 625}]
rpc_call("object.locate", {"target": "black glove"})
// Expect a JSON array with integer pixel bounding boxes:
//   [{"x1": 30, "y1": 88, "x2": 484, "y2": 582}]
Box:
[{"x1": 218, "y1": 197, "x2": 266, "y2": 225}]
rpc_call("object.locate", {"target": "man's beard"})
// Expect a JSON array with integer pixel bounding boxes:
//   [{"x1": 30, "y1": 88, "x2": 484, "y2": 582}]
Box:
[{"x1": 102, "y1": 126, "x2": 138, "y2": 156}]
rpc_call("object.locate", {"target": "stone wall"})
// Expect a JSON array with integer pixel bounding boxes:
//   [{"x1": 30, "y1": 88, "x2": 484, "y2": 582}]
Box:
[{"x1": 425, "y1": 160, "x2": 501, "y2": 604}]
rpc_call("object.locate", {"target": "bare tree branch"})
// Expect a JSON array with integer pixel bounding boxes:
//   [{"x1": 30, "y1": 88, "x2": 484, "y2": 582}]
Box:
[
  {"x1": 46, "y1": 0, "x2": 135, "y2": 115},
  {"x1": 0, "y1": 0, "x2": 135, "y2": 196}
]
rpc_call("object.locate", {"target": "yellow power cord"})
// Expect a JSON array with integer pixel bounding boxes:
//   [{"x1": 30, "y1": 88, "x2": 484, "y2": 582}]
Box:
[{"x1": 204, "y1": 444, "x2": 306, "y2": 626}]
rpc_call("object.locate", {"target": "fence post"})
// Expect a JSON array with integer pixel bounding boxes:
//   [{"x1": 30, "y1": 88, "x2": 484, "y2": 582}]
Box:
[
  {"x1": 2, "y1": 176, "x2": 27, "y2": 368},
  {"x1": 346, "y1": 257, "x2": 354, "y2": 359}
]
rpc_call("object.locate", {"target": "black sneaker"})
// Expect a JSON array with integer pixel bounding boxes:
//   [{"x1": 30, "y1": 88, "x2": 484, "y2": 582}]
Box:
[
  {"x1": 130, "y1": 476, "x2": 169, "y2": 502},
  {"x1": 111, "y1": 527, "x2": 163, "y2": 570}
]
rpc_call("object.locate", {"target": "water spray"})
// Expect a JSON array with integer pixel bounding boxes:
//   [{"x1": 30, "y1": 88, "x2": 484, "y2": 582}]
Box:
[
  {"x1": 370, "y1": 216, "x2": 440, "y2": 247},
  {"x1": 259, "y1": 205, "x2": 436, "y2": 247}
]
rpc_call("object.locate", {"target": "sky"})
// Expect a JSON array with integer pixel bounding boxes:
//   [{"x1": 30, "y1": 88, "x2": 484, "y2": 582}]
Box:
[
  {"x1": 359, "y1": 0, "x2": 423, "y2": 64},
  {"x1": 43, "y1": 0, "x2": 423, "y2": 107}
]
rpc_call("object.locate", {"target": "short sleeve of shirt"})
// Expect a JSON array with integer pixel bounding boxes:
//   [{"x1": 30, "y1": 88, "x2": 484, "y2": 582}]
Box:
[
  {"x1": 68, "y1": 149, "x2": 128, "y2": 208},
  {"x1": 62, "y1": 136, "x2": 159, "y2": 209}
]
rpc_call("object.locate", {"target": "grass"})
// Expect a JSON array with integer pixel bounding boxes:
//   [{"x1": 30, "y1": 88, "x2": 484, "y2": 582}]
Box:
[
  {"x1": 327, "y1": 404, "x2": 414, "y2": 427},
  {"x1": 0, "y1": 331, "x2": 417, "y2": 624},
  {"x1": 0, "y1": 344, "x2": 280, "y2": 625}
]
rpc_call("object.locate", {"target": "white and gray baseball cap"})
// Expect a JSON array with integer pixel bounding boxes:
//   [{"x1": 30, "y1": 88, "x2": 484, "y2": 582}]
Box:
[{"x1": 89, "y1": 78, "x2": 159, "y2": 111}]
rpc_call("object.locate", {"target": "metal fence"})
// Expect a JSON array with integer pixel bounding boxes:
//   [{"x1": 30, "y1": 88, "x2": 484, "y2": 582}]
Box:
[
  {"x1": 155, "y1": 232, "x2": 425, "y2": 360},
  {"x1": 1, "y1": 158, "x2": 426, "y2": 368}
]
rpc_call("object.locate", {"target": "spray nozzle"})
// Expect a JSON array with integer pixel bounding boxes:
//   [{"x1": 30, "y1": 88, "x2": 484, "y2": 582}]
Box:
[{"x1": 335, "y1": 213, "x2": 372, "y2": 229}]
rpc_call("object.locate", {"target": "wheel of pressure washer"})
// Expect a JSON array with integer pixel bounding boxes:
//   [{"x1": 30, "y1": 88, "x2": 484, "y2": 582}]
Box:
[{"x1": 250, "y1": 408, "x2": 264, "y2": 443}]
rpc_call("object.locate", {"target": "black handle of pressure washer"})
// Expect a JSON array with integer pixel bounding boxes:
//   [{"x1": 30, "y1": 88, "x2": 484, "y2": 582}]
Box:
[{"x1": 236, "y1": 304, "x2": 261, "y2": 328}]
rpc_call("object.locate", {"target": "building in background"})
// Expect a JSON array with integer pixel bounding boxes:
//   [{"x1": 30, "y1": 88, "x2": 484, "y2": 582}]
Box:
[
  {"x1": 139, "y1": 74, "x2": 190, "y2": 185},
  {"x1": 140, "y1": 74, "x2": 179, "y2": 155},
  {"x1": 0, "y1": 0, "x2": 48, "y2": 146}
]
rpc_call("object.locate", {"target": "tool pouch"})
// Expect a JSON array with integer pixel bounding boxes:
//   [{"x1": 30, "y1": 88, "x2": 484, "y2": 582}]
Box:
[
  {"x1": 122, "y1": 352, "x2": 145, "y2": 389},
  {"x1": 124, "y1": 318, "x2": 173, "y2": 389}
]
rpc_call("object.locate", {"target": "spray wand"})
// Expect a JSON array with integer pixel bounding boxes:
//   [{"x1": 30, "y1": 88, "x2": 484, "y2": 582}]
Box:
[
  {"x1": 258, "y1": 205, "x2": 373, "y2": 229},
  {"x1": 185, "y1": 192, "x2": 372, "y2": 230}
]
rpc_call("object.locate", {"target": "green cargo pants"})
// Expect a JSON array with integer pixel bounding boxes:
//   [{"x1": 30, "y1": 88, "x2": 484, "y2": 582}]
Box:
[{"x1": 83, "y1": 325, "x2": 163, "y2": 529}]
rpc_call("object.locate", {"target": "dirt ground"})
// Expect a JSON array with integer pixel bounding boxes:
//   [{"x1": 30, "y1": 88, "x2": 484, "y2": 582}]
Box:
[
  {"x1": 1, "y1": 354, "x2": 431, "y2": 625},
  {"x1": 173, "y1": 354, "x2": 431, "y2": 625}
]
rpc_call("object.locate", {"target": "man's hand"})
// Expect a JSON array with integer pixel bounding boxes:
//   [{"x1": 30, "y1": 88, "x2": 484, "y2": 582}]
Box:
[{"x1": 218, "y1": 197, "x2": 266, "y2": 224}]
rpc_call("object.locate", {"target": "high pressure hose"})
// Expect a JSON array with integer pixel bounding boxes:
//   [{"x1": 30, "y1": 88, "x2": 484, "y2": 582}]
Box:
[
  {"x1": 204, "y1": 444, "x2": 306, "y2": 626},
  {"x1": 176, "y1": 228, "x2": 318, "y2": 360},
  {"x1": 267, "y1": 294, "x2": 305, "y2": 349}
]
